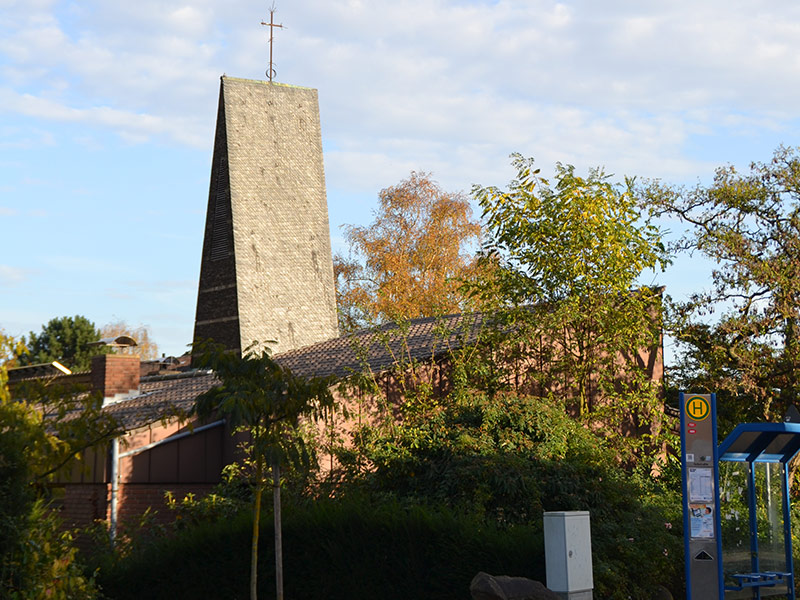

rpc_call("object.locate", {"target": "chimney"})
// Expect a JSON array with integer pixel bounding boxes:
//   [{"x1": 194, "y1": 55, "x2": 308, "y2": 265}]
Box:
[{"x1": 91, "y1": 354, "x2": 140, "y2": 404}]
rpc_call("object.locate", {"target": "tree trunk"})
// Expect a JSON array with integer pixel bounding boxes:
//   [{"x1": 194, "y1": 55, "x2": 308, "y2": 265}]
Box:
[
  {"x1": 250, "y1": 456, "x2": 263, "y2": 600},
  {"x1": 273, "y1": 461, "x2": 284, "y2": 600}
]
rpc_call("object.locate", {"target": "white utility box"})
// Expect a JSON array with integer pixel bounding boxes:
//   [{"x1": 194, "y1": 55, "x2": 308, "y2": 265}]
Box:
[{"x1": 543, "y1": 511, "x2": 593, "y2": 600}]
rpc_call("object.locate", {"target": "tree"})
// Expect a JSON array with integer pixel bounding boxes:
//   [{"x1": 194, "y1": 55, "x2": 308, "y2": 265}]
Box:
[
  {"x1": 471, "y1": 155, "x2": 670, "y2": 455},
  {"x1": 20, "y1": 315, "x2": 106, "y2": 371},
  {"x1": 1, "y1": 330, "x2": 121, "y2": 598},
  {"x1": 334, "y1": 172, "x2": 481, "y2": 329},
  {"x1": 101, "y1": 320, "x2": 160, "y2": 360},
  {"x1": 193, "y1": 342, "x2": 335, "y2": 600},
  {"x1": 647, "y1": 145, "x2": 800, "y2": 424},
  {"x1": 0, "y1": 330, "x2": 25, "y2": 399}
]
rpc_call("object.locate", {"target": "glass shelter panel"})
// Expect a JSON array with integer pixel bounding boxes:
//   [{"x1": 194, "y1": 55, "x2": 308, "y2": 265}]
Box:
[
  {"x1": 719, "y1": 461, "x2": 790, "y2": 598},
  {"x1": 756, "y1": 462, "x2": 789, "y2": 597},
  {"x1": 720, "y1": 462, "x2": 750, "y2": 598}
]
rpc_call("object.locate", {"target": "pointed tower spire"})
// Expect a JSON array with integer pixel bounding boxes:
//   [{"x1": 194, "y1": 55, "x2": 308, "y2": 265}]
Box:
[{"x1": 193, "y1": 77, "x2": 339, "y2": 358}]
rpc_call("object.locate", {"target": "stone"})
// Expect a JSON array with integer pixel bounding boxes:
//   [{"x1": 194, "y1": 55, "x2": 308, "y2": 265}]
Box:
[
  {"x1": 470, "y1": 572, "x2": 560, "y2": 600},
  {"x1": 651, "y1": 585, "x2": 673, "y2": 600}
]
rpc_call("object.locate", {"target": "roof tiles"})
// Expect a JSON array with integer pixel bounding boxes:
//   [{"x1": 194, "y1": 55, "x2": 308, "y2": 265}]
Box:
[{"x1": 103, "y1": 312, "x2": 487, "y2": 430}]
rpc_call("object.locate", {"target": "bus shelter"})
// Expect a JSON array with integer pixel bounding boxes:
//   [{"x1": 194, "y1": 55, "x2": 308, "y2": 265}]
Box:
[{"x1": 717, "y1": 422, "x2": 800, "y2": 599}]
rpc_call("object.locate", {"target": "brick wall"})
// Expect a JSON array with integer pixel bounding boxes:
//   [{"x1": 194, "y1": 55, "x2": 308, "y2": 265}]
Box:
[
  {"x1": 59, "y1": 482, "x2": 218, "y2": 530},
  {"x1": 91, "y1": 354, "x2": 140, "y2": 399},
  {"x1": 60, "y1": 484, "x2": 109, "y2": 529}
]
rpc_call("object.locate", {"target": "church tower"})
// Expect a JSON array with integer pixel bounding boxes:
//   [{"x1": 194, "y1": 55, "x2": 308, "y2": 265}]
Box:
[{"x1": 192, "y1": 76, "x2": 339, "y2": 356}]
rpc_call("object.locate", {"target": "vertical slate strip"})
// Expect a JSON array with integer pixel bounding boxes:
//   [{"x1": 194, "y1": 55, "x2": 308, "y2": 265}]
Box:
[
  {"x1": 209, "y1": 154, "x2": 232, "y2": 261},
  {"x1": 192, "y1": 79, "x2": 240, "y2": 358}
]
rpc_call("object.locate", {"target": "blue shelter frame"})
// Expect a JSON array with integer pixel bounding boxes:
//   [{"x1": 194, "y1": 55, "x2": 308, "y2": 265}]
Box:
[{"x1": 717, "y1": 422, "x2": 800, "y2": 599}]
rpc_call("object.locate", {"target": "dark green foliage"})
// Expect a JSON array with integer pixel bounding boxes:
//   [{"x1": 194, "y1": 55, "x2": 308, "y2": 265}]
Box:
[
  {"x1": 93, "y1": 490, "x2": 681, "y2": 600},
  {"x1": 0, "y1": 401, "x2": 37, "y2": 590},
  {"x1": 2, "y1": 500, "x2": 99, "y2": 599},
  {"x1": 337, "y1": 394, "x2": 606, "y2": 516},
  {"x1": 21, "y1": 315, "x2": 106, "y2": 371},
  {"x1": 85, "y1": 391, "x2": 683, "y2": 599},
  {"x1": 648, "y1": 146, "x2": 800, "y2": 421},
  {"x1": 94, "y1": 497, "x2": 542, "y2": 600},
  {"x1": 334, "y1": 392, "x2": 683, "y2": 597}
]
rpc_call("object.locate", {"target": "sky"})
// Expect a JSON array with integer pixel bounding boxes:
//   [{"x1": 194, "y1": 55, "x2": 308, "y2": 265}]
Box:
[{"x1": 1, "y1": 0, "x2": 800, "y2": 358}]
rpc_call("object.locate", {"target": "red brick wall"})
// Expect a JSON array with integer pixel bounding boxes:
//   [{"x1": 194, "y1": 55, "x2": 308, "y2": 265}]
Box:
[
  {"x1": 60, "y1": 484, "x2": 109, "y2": 529},
  {"x1": 116, "y1": 483, "x2": 217, "y2": 526},
  {"x1": 91, "y1": 354, "x2": 140, "y2": 398},
  {"x1": 58, "y1": 482, "x2": 217, "y2": 530}
]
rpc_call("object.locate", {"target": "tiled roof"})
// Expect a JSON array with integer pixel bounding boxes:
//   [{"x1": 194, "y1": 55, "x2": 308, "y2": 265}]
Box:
[
  {"x1": 275, "y1": 312, "x2": 487, "y2": 379},
  {"x1": 106, "y1": 312, "x2": 488, "y2": 431},
  {"x1": 104, "y1": 371, "x2": 218, "y2": 430}
]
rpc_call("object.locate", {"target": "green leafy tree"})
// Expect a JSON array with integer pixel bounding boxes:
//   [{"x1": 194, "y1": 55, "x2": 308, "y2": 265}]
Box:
[
  {"x1": 334, "y1": 172, "x2": 481, "y2": 330},
  {"x1": 21, "y1": 315, "x2": 107, "y2": 371},
  {"x1": 470, "y1": 155, "x2": 671, "y2": 457},
  {"x1": 647, "y1": 145, "x2": 800, "y2": 424},
  {"x1": 193, "y1": 342, "x2": 335, "y2": 600},
  {"x1": 1, "y1": 330, "x2": 120, "y2": 598}
]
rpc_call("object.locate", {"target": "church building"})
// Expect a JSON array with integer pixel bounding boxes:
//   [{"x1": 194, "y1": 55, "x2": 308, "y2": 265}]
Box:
[{"x1": 8, "y1": 72, "x2": 664, "y2": 532}]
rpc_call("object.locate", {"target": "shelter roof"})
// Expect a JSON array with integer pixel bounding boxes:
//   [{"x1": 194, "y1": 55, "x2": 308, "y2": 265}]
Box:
[{"x1": 718, "y1": 422, "x2": 800, "y2": 464}]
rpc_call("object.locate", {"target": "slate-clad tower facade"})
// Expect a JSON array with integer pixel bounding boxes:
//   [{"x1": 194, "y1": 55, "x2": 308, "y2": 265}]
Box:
[{"x1": 193, "y1": 76, "x2": 339, "y2": 356}]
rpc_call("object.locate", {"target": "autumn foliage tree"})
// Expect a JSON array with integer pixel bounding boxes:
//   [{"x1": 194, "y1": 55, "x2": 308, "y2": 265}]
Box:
[
  {"x1": 334, "y1": 172, "x2": 481, "y2": 330},
  {"x1": 101, "y1": 321, "x2": 160, "y2": 360}
]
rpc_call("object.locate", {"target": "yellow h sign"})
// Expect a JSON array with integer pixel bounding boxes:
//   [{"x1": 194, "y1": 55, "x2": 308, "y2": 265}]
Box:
[{"x1": 686, "y1": 395, "x2": 711, "y2": 421}]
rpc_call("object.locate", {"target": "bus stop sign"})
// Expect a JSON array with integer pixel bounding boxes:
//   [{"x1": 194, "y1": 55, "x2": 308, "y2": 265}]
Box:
[{"x1": 680, "y1": 392, "x2": 723, "y2": 600}]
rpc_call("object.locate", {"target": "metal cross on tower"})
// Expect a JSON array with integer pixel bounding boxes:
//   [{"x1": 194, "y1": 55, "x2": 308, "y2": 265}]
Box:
[{"x1": 261, "y1": 4, "x2": 284, "y2": 82}]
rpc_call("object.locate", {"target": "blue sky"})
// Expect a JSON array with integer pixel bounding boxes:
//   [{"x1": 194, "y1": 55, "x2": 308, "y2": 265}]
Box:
[{"x1": 2, "y1": 0, "x2": 800, "y2": 357}]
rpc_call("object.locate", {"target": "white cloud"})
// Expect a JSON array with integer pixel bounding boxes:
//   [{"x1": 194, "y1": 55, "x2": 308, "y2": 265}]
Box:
[
  {"x1": 2, "y1": 0, "x2": 800, "y2": 356},
  {"x1": 2, "y1": 0, "x2": 800, "y2": 170},
  {"x1": 0, "y1": 125, "x2": 55, "y2": 149},
  {"x1": 0, "y1": 88, "x2": 209, "y2": 147},
  {"x1": 0, "y1": 265, "x2": 28, "y2": 285}
]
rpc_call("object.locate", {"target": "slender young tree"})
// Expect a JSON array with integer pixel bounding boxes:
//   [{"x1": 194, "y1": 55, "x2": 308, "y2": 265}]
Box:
[
  {"x1": 193, "y1": 342, "x2": 335, "y2": 600},
  {"x1": 470, "y1": 155, "x2": 670, "y2": 455}
]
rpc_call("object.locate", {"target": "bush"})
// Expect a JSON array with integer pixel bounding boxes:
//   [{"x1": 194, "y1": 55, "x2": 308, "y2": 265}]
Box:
[
  {"x1": 1, "y1": 397, "x2": 99, "y2": 599},
  {"x1": 333, "y1": 392, "x2": 684, "y2": 597},
  {"x1": 3, "y1": 500, "x2": 98, "y2": 600},
  {"x1": 92, "y1": 392, "x2": 682, "y2": 599},
  {"x1": 94, "y1": 496, "x2": 541, "y2": 600}
]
